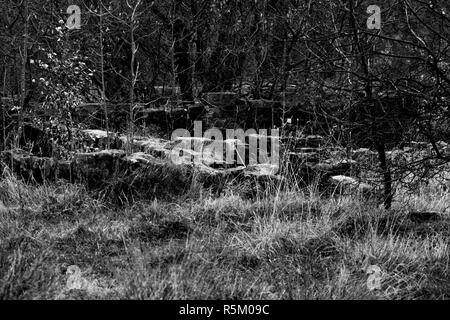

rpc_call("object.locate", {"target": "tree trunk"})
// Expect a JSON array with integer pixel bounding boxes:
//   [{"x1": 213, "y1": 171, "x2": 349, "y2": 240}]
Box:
[
  {"x1": 173, "y1": 18, "x2": 193, "y2": 103},
  {"x1": 2, "y1": 65, "x2": 7, "y2": 151},
  {"x1": 377, "y1": 142, "x2": 393, "y2": 209},
  {"x1": 100, "y1": 5, "x2": 110, "y2": 149},
  {"x1": 17, "y1": 0, "x2": 29, "y2": 149},
  {"x1": 348, "y1": 0, "x2": 393, "y2": 209}
]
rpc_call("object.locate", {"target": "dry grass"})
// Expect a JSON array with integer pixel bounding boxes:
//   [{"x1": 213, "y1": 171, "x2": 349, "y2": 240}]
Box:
[{"x1": 0, "y1": 166, "x2": 449, "y2": 300}]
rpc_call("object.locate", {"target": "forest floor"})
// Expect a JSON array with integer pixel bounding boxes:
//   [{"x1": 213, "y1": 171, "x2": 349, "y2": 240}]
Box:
[{"x1": 0, "y1": 167, "x2": 449, "y2": 300}]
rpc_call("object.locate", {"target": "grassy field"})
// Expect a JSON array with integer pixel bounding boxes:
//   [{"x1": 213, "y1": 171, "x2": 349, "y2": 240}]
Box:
[{"x1": 0, "y1": 167, "x2": 449, "y2": 300}]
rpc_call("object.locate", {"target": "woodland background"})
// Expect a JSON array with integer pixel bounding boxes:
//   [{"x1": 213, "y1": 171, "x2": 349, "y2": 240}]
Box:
[{"x1": 0, "y1": 0, "x2": 449, "y2": 300}]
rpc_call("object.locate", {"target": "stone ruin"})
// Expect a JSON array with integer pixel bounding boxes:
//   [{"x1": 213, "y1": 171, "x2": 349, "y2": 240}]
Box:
[{"x1": 2, "y1": 91, "x2": 448, "y2": 197}]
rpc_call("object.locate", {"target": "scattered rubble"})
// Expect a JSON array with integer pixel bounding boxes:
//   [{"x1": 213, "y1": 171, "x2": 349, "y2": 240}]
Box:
[
  {"x1": 3, "y1": 123, "x2": 448, "y2": 197},
  {"x1": 329, "y1": 175, "x2": 374, "y2": 196}
]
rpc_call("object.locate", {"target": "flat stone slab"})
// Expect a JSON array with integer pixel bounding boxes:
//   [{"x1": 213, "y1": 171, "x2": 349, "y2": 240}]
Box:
[{"x1": 330, "y1": 175, "x2": 374, "y2": 195}]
